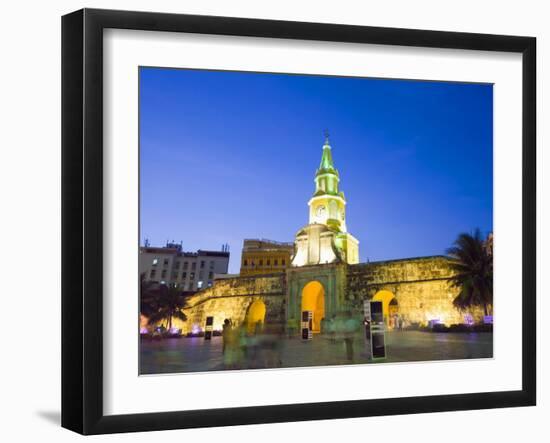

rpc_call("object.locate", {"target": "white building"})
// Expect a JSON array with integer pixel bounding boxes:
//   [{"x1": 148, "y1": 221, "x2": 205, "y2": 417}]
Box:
[{"x1": 139, "y1": 242, "x2": 230, "y2": 291}]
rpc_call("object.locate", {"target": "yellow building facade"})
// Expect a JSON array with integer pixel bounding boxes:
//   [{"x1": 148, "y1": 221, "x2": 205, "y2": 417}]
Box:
[{"x1": 240, "y1": 239, "x2": 294, "y2": 276}]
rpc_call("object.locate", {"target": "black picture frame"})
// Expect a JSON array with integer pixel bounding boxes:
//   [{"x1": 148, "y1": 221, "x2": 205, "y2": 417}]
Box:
[{"x1": 61, "y1": 8, "x2": 536, "y2": 435}]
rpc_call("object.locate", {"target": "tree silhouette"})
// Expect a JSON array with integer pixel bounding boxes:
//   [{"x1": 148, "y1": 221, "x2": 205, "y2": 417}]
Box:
[{"x1": 446, "y1": 229, "x2": 493, "y2": 316}]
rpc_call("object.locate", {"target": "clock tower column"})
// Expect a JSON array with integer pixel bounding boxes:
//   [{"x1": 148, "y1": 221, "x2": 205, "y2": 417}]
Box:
[
  {"x1": 308, "y1": 135, "x2": 347, "y2": 232},
  {"x1": 291, "y1": 133, "x2": 359, "y2": 267}
]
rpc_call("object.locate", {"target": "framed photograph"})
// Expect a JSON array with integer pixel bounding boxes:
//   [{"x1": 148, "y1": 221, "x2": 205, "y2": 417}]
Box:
[{"x1": 62, "y1": 8, "x2": 536, "y2": 435}]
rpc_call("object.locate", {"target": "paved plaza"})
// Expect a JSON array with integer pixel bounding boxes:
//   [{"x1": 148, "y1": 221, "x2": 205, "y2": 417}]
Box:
[{"x1": 140, "y1": 330, "x2": 493, "y2": 374}]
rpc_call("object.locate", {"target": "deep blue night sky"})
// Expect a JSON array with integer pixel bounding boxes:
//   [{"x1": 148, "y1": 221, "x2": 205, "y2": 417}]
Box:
[{"x1": 140, "y1": 67, "x2": 493, "y2": 273}]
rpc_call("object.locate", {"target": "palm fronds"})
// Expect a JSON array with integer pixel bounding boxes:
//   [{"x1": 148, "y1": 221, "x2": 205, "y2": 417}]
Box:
[{"x1": 446, "y1": 229, "x2": 493, "y2": 316}]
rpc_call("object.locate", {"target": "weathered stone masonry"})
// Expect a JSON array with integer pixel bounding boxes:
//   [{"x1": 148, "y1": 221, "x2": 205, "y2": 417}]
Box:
[
  {"x1": 172, "y1": 255, "x2": 482, "y2": 334},
  {"x1": 163, "y1": 139, "x2": 483, "y2": 334},
  {"x1": 347, "y1": 256, "x2": 484, "y2": 325},
  {"x1": 172, "y1": 274, "x2": 286, "y2": 334}
]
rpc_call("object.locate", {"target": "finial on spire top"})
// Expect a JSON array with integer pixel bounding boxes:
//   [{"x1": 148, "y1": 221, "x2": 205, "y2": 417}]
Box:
[{"x1": 323, "y1": 128, "x2": 330, "y2": 145}]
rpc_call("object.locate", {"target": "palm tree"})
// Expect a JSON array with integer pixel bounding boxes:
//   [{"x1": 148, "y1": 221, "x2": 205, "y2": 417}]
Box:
[
  {"x1": 147, "y1": 283, "x2": 188, "y2": 330},
  {"x1": 446, "y1": 229, "x2": 493, "y2": 316}
]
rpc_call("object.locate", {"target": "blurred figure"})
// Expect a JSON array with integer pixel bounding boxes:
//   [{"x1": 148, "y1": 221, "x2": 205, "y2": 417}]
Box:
[
  {"x1": 343, "y1": 311, "x2": 360, "y2": 361},
  {"x1": 287, "y1": 317, "x2": 298, "y2": 338},
  {"x1": 238, "y1": 323, "x2": 249, "y2": 366},
  {"x1": 328, "y1": 315, "x2": 337, "y2": 343},
  {"x1": 364, "y1": 315, "x2": 371, "y2": 340},
  {"x1": 259, "y1": 321, "x2": 284, "y2": 368},
  {"x1": 223, "y1": 320, "x2": 240, "y2": 369},
  {"x1": 248, "y1": 321, "x2": 263, "y2": 367},
  {"x1": 222, "y1": 318, "x2": 232, "y2": 354}
]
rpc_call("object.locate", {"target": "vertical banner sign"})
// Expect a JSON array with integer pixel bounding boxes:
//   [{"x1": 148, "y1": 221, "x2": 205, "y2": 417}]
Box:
[
  {"x1": 363, "y1": 299, "x2": 372, "y2": 356},
  {"x1": 368, "y1": 301, "x2": 387, "y2": 360},
  {"x1": 301, "y1": 310, "x2": 313, "y2": 340},
  {"x1": 204, "y1": 316, "x2": 214, "y2": 340}
]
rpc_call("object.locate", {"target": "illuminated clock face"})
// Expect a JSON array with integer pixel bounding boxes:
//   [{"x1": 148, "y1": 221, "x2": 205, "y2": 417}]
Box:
[{"x1": 316, "y1": 205, "x2": 326, "y2": 217}]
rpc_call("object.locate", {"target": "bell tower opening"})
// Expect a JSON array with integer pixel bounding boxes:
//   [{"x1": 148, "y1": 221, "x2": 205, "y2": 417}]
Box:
[{"x1": 301, "y1": 281, "x2": 325, "y2": 333}]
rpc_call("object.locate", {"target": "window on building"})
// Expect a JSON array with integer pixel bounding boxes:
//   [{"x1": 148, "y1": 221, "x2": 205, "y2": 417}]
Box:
[
  {"x1": 183, "y1": 262, "x2": 188, "y2": 270},
  {"x1": 259, "y1": 259, "x2": 263, "y2": 266},
  {"x1": 243, "y1": 259, "x2": 248, "y2": 266},
  {"x1": 282, "y1": 259, "x2": 286, "y2": 266},
  {"x1": 199, "y1": 270, "x2": 204, "y2": 280},
  {"x1": 161, "y1": 270, "x2": 167, "y2": 278},
  {"x1": 200, "y1": 260, "x2": 205, "y2": 269},
  {"x1": 207, "y1": 281, "x2": 213, "y2": 287},
  {"x1": 175, "y1": 260, "x2": 180, "y2": 269},
  {"x1": 190, "y1": 272, "x2": 195, "y2": 280},
  {"x1": 181, "y1": 272, "x2": 187, "y2": 280},
  {"x1": 171, "y1": 272, "x2": 178, "y2": 280},
  {"x1": 209, "y1": 261, "x2": 214, "y2": 269},
  {"x1": 267, "y1": 259, "x2": 271, "y2": 266},
  {"x1": 274, "y1": 259, "x2": 278, "y2": 266},
  {"x1": 150, "y1": 269, "x2": 156, "y2": 278},
  {"x1": 187, "y1": 282, "x2": 193, "y2": 291},
  {"x1": 163, "y1": 258, "x2": 169, "y2": 266},
  {"x1": 197, "y1": 281, "x2": 203, "y2": 289},
  {"x1": 191, "y1": 262, "x2": 196, "y2": 270},
  {"x1": 152, "y1": 258, "x2": 158, "y2": 266},
  {"x1": 208, "y1": 271, "x2": 213, "y2": 279}
]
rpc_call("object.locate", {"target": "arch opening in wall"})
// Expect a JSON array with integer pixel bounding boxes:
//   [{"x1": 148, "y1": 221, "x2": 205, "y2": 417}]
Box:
[
  {"x1": 246, "y1": 300, "x2": 266, "y2": 333},
  {"x1": 301, "y1": 281, "x2": 325, "y2": 333},
  {"x1": 372, "y1": 290, "x2": 398, "y2": 327},
  {"x1": 388, "y1": 298, "x2": 399, "y2": 328}
]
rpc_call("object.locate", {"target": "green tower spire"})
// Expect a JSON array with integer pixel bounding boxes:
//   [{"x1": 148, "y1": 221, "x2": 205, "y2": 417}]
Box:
[
  {"x1": 317, "y1": 132, "x2": 338, "y2": 176},
  {"x1": 314, "y1": 132, "x2": 341, "y2": 197}
]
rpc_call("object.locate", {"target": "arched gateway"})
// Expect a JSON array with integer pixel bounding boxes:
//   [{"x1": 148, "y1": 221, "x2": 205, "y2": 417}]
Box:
[
  {"x1": 246, "y1": 300, "x2": 266, "y2": 333},
  {"x1": 372, "y1": 290, "x2": 398, "y2": 327},
  {"x1": 301, "y1": 281, "x2": 325, "y2": 333},
  {"x1": 286, "y1": 263, "x2": 346, "y2": 336}
]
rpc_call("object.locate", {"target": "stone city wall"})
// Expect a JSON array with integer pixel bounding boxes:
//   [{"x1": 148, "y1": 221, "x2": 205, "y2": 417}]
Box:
[
  {"x1": 172, "y1": 274, "x2": 286, "y2": 333},
  {"x1": 166, "y1": 256, "x2": 485, "y2": 333},
  {"x1": 347, "y1": 256, "x2": 485, "y2": 325}
]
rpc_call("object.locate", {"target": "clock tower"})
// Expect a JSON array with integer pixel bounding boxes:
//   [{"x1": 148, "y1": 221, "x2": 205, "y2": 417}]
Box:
[
  {"x1": 308, "y1": 135, "x2": 348, "y2": 232},
  {"x1": 291, "y1": 134, "x2": 359, "y2": 266}
]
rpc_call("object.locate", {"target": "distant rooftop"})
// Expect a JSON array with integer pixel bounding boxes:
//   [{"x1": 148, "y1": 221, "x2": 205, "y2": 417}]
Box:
[
  {"x1": 243, "y1": 238, "x2": 294, "y2": 251},
  {"x1": 140, "y1": 242, "x2": 230, "y2": 258}
]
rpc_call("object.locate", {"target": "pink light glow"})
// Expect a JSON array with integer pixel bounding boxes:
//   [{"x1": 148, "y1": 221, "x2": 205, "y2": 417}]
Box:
[{"x1": 464, "y1": 314, "x2": 474, "y2": 326}]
